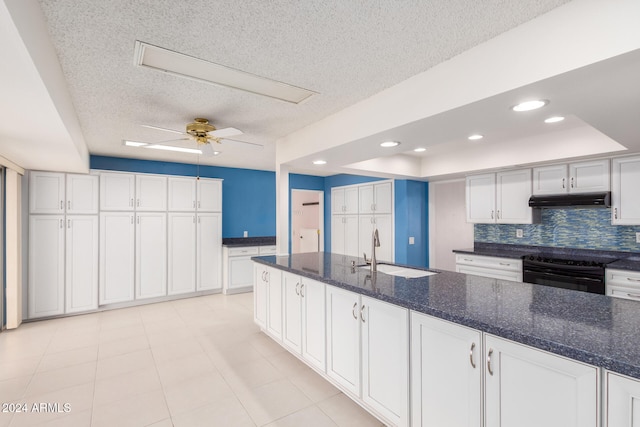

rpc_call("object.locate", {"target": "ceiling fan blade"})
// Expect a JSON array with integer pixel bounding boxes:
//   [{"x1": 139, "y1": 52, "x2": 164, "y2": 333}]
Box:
[
  {"x1": 220, "y1": 137, "x2": 263, "y2": 150},
  {"x1": 209, "y1": 127, "x2": 243, "y2": 138},
  {"x1": 201, "y1": 142, "x2": 217, "y2": 157},
  {"x1": 141, "y1": 124, "x2": 186, "y2": 135}
]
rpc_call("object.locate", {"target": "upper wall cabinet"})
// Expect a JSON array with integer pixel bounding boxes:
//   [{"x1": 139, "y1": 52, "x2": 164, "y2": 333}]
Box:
[
  {"x1": 197, "y1": 179, "x2": 222, "y2": 212},
  {"x1": 359, "y1": 181, "x2": 393, "y2": 214},
  {"x1": 100, "y1": 172, "x2": 135, "y2": 211},
  {"x1": 466, "y1": 170, "x2": 536, "y2": 224},
  {"x1": 612, "y1": 155, "x2": 640, "y2": 225},
  {"x1": 332, "y1": 186, "x2": 359, "y2": 214},
  {"x1": 135, "y1": 175, "x2": 167, "y2": 211},
  {"x1": 30, "y1": 172, "x2": 98, "y2": 215},
  {"x1": 532, "y1": 159, "x2": 610, "y2": 195},
  {"x1": 168, "y1": 177, "x2": 222, "y2": 212}
]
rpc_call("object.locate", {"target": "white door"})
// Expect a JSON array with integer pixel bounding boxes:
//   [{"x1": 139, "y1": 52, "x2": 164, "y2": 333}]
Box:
[
  {"x1": 301, "y1": 278, "x2": 326, "y2": 371},
  {"x1": 28, "y1": 215, "x2": 65, "y2": 318},
  {"x1": 532, "y1": 164, "x2": 568, "y2": 195},
  {"x1": 254, "y1": 263, "x2": 269, "y2": 327},
  {"x1": 65, "y1": 215, "x2": 99, "y2": 313},
  {"x1": 361, "y1": 296, "x2": 409, "y2": 427},
  {"x1": 374, "y1": 181, "x2": 393, "y2": 214},
  {"x1": 99, "y1": 212, "x2": 135, "y2": 304},
  {"x1": 484, "y1": 335, "x2": 598, "y2": 427},
  {"x1": 66, "y1": 174, "x2": 99, "y2": 214},
  {"x1": 100, "y1": 172, "x2": 135, "y2": 211},
  {"x1": 607, "y1": 372, "x2": 640, "y2": 427},
  {"x1": 266, "y1": 268, "x2": 283, "y2": 341},
  {"x1": 411, "y1": 312, "x2": 482, "y2": 427},
  {"x1": 168, "y1": 177, "x2": 196, "y2": 211},
  {"x1": 326, "y1": 285, "x2": 361, "y2": 396},
  {"x1": 197, "y1": 213, "x2": 221, "y2": 291},
  {"x1": 282, "y1": 272, "x2": 302, "y2": 353},
  {"x1": 135, "y1": 175, "x2": 167, "y2": 211},
  {"x1": 168, "y1": 213, "x2": 196, "y2": 295},
  {"x1": 612, "y1": 156, "x2": 640, "y2": 225},
  {"x1": 496, "y1": 169, "x2": 532, "y2": 224},
  {"x1": 29, "y1": 171, "x2": 65, "y2": 214},
  {"x1": 331, "y1": 215, "x2": 346, "y2": 255},
  {"x1": 569, "y1": 159, "x2": 610, "y2": 193},
  {"x1": 466, "y1": 173, "x2": 496, "y2": 223},
  {"x1": 136, "y1": 213, "x2": 167, "y2": 299},
  {"x1": 197, "y1": 179, "x2": 222, "y2": 212}
]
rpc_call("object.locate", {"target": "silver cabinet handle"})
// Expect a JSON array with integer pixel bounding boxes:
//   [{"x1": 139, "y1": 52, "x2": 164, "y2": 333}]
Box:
[
  {"x1": 352, "y1": 302, "x2": 358, "y2": 320},
  {"x1": 198, "y1": 201, "x2": 201, "y2": 208},
  {"x1": 463, "y1": 258, "x2": 473, "y2": 262},
  {"x1": 570, "y1": 176, "x2": 575, "y2": 188},
  {"x1": 562, "y1": 178, "x2": 565, "y2": 189},
  {"x1": 130, "y1": 216, "x2": 134, "y2": 224},
  {"x1": 627, "y1": 293, "x2": 640, "y2": 299},
  {"x1": 614, "y1": 208, "x2": 619, "y2": 219},
  {"x1": 130, "y1": 198, "x2": 134, "y2": 207},
  {"x1": 300, "y1": 284, "x2": 305, "y2": 298},
  {"x1": 60, "y1": 200, "x2": 64, "y2": 210},
  {"x1": 627, "y1": 277, "x2": 640, "y2": 282},
  {"x1": 59, "y1": 219, "x2": 63, "y2": 228},
  {"x1": 68, "y1": 200, "x2": 71, "y2": 210},
  {"x1": 193, "y1": 201, "x2": 196, "y2": 208},
  {"x1": 295, "y1": 283, "x2": 300, "y2": 296},
  {"x1": 137, "y1": 199, "x2": 140, "y2": 207},
  {"x1": 360, "y1": 305, "x2": 366, "y2": 323},
  {"x1": 470, "y1": 342, "x2": 476, "y2": 368},
  {"x1": 496, "y1": 210, "x2": 500, "y2": 219},
  {"x1": 67, "y1": 219, "x2": 71, "y2": 229},
  {"x1": 487, "y1": 349, "x2": 494, "y2": 376},
  {"x1": 491, "y1": 210, "x2": 494, "y2": 219},
  {"x1": 499, "y1": 262, "x2": 510, "y2": 266}
]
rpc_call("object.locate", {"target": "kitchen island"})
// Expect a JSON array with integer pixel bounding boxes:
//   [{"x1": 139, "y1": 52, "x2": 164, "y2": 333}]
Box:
[{"x1": 252, "y1": 252, "x2": 640, "y2": 427}]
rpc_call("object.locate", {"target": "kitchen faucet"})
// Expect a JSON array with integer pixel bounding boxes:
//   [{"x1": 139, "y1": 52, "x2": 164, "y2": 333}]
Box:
[{"x1": 364, "y1": 228, "x2": 380, "y2": 272}]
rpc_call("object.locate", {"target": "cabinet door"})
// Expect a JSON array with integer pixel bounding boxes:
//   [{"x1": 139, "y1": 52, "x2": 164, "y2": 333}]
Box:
[
  {"x1": 30, "y1": 171, "x2": 65, "y2": 214},
  {"x1": 607, "y1": 372, "x2": 640, "y2": 427},
  {"x1": 168, "y1": 177, "x2": 196, "y2": 211},
  {"x1": 168, "y1": 213, "x2": 196, "y2": 295},
  {"x1": 254, "y1": 263, "x2": 268, "y2": 327},
  {"x1": 28, "y1": 215, "x2": 65, "y2": 318},
  {"x1": 411, "y1": 312, "x2": 482, "y2": 427},
  {"x1": 532, "y1": 164, "x2": 568, "y2": 195},
  {"x1": 65, "y1": 216, "x2": 99, "y2": 313},
  {"x1": 66, "y1": 174, "x2": 99, "y2": 214},
  {"x1": 466, "y1": 174, "x2": 496, "y2": 223},
  {"x1": 136, "y1": 213, "x2": 167, "y2": 299},
  {"x1": 358, "y1": 216, "x2": 374, "y2": 261},
  {"x1": 282, "y1": 272, "x2": 302, "y2": 354},
  {"x1": 326, "y1": 285, "x2": 361, "y2": 396},
  {"x1": 266, "y1": 268, "x2": 283, "y2": 341},
  {"x1": 100, "y1": 172, "x2": 135, "y2": 211},
  {"x1": 569, "y1": 159, "x2": 610, "y2": 193},
  {"x1": 359, "y1": 185, "x2": 375, "y2": 214},
  {"x1": 344, "y1": 215, "x2": 359, "y2": 257},
  {"x1": 302, "y1": 278, "x2": 326, "y2": 372},
  {"x1": 361, "y1": 296, "x2": 409, "y2": 427},
  {"x1": 496, "y1": 169, "x2": 533, "y2": 224},
  {"x1": 135, "y1": 175, "x2": 167, "y2": 211},
  {"x1": 331, "y1": 188, "x2": 345, "y2": 214},
  {"x1": 197, "y1": 179, "x2": 222, "y2": 212},
  {"x1": 99, "y1": 213, "x2": 135, "y2": 304},
  {"x1": 197, "y1": 213, "x2": 222, "y2": 291},
  {"x1": 373, "y1": 181, "x2": 393, "y2": 214},
  {"x1": 612, "y1": 156, "x2": 640, "y2": 225},
  {"x1": 373, "y1": 214, "x2": 393, "y2": 263},
  {"x1": 331, "y1": 215, "x2": 346, "y2": 255},
  {"x1": 484, "y1": 335, "x2": 598, "y2": 427},
  {"x1": 344, "y1": 186, "x2": 359, "y2": 214}
]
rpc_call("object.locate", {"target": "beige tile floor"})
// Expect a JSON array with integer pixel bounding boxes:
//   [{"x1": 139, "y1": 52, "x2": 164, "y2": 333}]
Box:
[{"x1": 0, "y1": 293, "x2": 384, "y2": 427}]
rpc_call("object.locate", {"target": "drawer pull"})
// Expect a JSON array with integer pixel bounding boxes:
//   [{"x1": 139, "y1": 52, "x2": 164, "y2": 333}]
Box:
[
  {"x1": 295, "y1": 283, "x2": 300, "y2": 296},
  {"x1": 300, "y1": 284, "x2": 305, "y2": 298},
  {"x1": 499, "y1": 263, "x2": 510, "y2": 266},
  {"x1": 469, "y1": 342, "x2": 476, "y2": 369},
  {"x1": 627, "y1": 293, "x2": 640, "y2": 299},
  {"x1": 352, "y1": 302, "x2": 358, "y2": 320},
  {"x1": 626, "y1": 277, "x2": 640, "y2": 282},
  {"x1": 360, "y1": 305, "x2": 366, "y2": 323},
  {"x1": 487, "y1": 349, "x2": 494, "y2": 376},
  {"x1": 464, "y1": 258, "x2": 473, "y2": 262}
]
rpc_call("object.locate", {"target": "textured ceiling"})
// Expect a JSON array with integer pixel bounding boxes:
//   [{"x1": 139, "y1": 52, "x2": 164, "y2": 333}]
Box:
[{"x1": 34, "y1": 0, "x2": 571, "y2": 171}]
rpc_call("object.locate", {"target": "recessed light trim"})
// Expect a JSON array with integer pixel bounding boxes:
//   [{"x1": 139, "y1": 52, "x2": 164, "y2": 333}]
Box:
[
  {"x1": 134, "y1": 41, "x2": 317, "y2": 104},
  {"x1": 146, "y1": 144, "x2": 203, "y2": 154},
  {"x1": 413, "y1": 147, "x2": 426, "y2": 152},
  {"x1": 380, "y1": 141, "x2": 400, "y2": 148},
  {"x1": 313, "y1": 160, "x2": 327, "y2": 165},
  {"x1": 544, "y1": 116, "x2": 565, "y2": 123},
  {"x1": 468, "y1": 134, "x2": 484, "y2": 141},
  {"x1": 512, "y1": 99, "x2": 549, "y2": 112}
]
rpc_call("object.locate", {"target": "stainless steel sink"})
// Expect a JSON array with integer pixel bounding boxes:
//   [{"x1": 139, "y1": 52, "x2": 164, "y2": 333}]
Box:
[{"x1": 359, "y1": 263, "x2": 438, "y2": 278}]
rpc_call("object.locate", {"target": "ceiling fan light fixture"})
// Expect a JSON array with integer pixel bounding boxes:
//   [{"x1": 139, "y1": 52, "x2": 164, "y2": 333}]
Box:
[
  {"x1": 145, "y1": 144, "x2": 203, "y2": 154},
  {"x1": 511, "y1": 99, "x2": 549, "y2": 112},
  {"x1": 134, "y1": 41, "x2": 317, "y2": 104}
]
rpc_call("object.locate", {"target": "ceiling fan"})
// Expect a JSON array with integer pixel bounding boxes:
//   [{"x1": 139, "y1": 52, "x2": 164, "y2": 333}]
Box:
[{"x1": 140, "y1": 118, "x2": 263, "y2": 156}]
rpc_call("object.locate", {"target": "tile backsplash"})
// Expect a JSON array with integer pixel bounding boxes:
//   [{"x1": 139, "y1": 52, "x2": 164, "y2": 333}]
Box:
[{"x1": 475, "y1": 208, "x2": 640, "y2": 252}]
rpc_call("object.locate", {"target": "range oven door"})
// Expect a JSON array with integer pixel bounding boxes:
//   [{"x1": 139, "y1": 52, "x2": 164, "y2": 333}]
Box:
[{"x1": 523, "y1": 262, "x2": 605, "y2": 295}]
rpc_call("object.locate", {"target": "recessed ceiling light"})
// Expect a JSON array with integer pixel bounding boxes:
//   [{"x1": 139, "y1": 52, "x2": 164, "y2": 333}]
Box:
[
  {"x1": 544, "y1": 116, "x2": 565, "y2": 123},
  {"x1": 468, "y1": 134, "x2": 484, "y2": 141},
  {"x1": 414, "y1": 147, "x2": 426, "y2": 152},
  {"x1": 123, "y1": 140, "x2": 148, "y2": 147},
  {"x1": 146, "y1": 144, "x2": 203, "y2": 154},
  {"x1": 380, "y1": 141, "x2": 400, "y2": 148},
  {"x1": 511, "y1": 99, "x2": 549, "y2": 112},
  {"x1": 134, "y1": 41, "x2": 317, "y2": 104},
  {"x1": 313, "y1": 160, "x2": 327, "y2": 165}
]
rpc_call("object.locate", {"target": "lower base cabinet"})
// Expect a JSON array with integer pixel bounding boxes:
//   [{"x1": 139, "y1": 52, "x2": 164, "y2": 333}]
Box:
[{"x1": 607, "y1": 371, "x2": 640, "y2": 427}]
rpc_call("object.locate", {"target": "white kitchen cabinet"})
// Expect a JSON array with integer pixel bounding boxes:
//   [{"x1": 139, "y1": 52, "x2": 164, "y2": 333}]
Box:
[
  {"x1": 30, "y1": 172, "x2": 98, "y2": 215},
  {"x1": 135, "y1": 213, "x2": 167, "y2": 299},
  {"x1": 168, "y1": 176, "x2": 196, "y2": 211},
  {"x1": 282, "y1": 272, "x2": 303, "y2": 353},
  {"x1": 197, "y1": 179, "x2": 222, "y2": 212},
  {"x1": 331, "y1": 215, "x2": 359, "y2": 257},
  {"x1": 533, "y1": 159, "x2": 610, "y2": 195},
  {"x1": 359, "y1": 181, "x2": 393, "y2": 214},
  {"x1": 411, "y1": 312, "x2": 482, "y2": 427},
  {"x1": 466, "y1": 173, "x2": 496, "y2": 223},
  {"x1": 455, "y1": 254, "x2": 523, "y2": 282},
  {"x1": 223, "y1": 246, "x2": 259, "y2": 294},
  {"x1": 612, "y1": 155, "x2": 640, "y2": 225},
  {"x1": 196, "y1": 213, "x2": 222, "y2": 291},
  {"x1": 65, "y1": 215, "x2": 99, "y2": 313},
  {"x1": 606, "y1": 268, "x2": 640, "y2": 301},
  {"x1": 359, "y1": 214, "x2": 393, "y2": 263},
  {"x1": 361, "y1": 296, "x2": 409, "y2": 427},
  {"x1": 332, "y1": 186, "x2": 359, "y2": 214},
  {"x1": 266, "y1": 267, "x2": 283, "y2": 341},
  {"x1": 466, "y1": 170, "x2": 535, "y2": 224},
  {"x1": 66, "y1": 174, "x2": 99, "y2": 214},
  {"x1": 135, "y1": 174, "x2": 167, "y2": 211},
  {"x1": 28, "y1": 215, "x2": 65, "y2": 318},
  {"x1": 254, "y1": 264, "x2": 270, "y2": 328},
  {"x1": 167, "y1": 213, "x2": 197, "y2": 295},
  {"x1": 99, "y1": 212, "x2": 135, "y2": 304},
  {"x1": 607, "y1": 371, "x2": 640, "y2": 427},
  {"x1": 100, "y1": 172, "x2": 135, "y2": 211},
  {"x1": 484, "y1": 334, "x2": 598, "y2": 427},
  {"x1": 301, "y1": 277, "x2": 326, "y2": 372}
]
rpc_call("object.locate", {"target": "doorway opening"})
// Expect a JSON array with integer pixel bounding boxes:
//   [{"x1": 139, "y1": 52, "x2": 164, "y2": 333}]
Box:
[{"x1": 291, "y1": 190, "x2": 324, "y2": 254}]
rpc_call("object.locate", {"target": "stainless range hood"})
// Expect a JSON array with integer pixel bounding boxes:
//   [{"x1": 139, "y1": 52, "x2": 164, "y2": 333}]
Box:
[{"x1": 528, "y1": 192, "x2": 611, "y2": 208}]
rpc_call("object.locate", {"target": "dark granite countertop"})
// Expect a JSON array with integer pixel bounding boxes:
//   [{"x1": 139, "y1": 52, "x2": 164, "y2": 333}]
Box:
[
  {"x1": 253, "y1": 251, "x2": 640, "y2": 380},
  {"x1": 222, "y1": 236, "x2": 276, "y2": 247}
]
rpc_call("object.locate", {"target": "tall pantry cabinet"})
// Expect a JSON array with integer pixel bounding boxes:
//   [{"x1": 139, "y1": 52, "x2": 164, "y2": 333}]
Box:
[{"x1": 28, "y1": 172, "x2": 99, "y2": 318}]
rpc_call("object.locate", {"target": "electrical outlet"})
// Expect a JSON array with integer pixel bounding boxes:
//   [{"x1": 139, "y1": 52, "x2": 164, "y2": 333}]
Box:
[
  {"x1": 516, "y1": 229, "x2": 524, "y2": 238},
  {"x1": 409, "y1": 237, "x2": 415, "y2": 245},
  {"x1": 243, "y1": 231, "x2": 248, "y2": 238},
  {"x1": 636, "y1": 232, "x2": 640, "y2": 243}
]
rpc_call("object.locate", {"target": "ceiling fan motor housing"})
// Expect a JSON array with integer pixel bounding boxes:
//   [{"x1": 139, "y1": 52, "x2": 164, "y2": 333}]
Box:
[{"x1": 186, "y1": 118, "x2": 215, "y2": 137}]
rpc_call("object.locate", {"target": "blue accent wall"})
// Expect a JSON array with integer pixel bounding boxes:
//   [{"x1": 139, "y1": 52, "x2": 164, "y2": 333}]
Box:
[
  {"x1": 91, "y1": 156, "x2": 276, "y2": 238},
  {"x1": 394, "y1": 180, "x2": 429, "y2": 267},
  {"x1": 475, "y1": 208, "x2": 640, "y2": 252}
]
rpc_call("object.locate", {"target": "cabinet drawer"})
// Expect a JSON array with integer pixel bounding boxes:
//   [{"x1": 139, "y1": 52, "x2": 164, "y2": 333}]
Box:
[
  {"x1": 455, "y1": 254, "x2": 522, "y2": 272},
  {"x1": 606, "y1": 268, "x2": 640, "y2": 287},
  {"x1": 606, "y1": 285, "x2": 640, "y2": 302},
  {"x1": 259, "y1": 245, "x2": 277, "y2": 255},
  {"x1": 228, "y1": 246, "x2": 259, "y2": 256}
]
